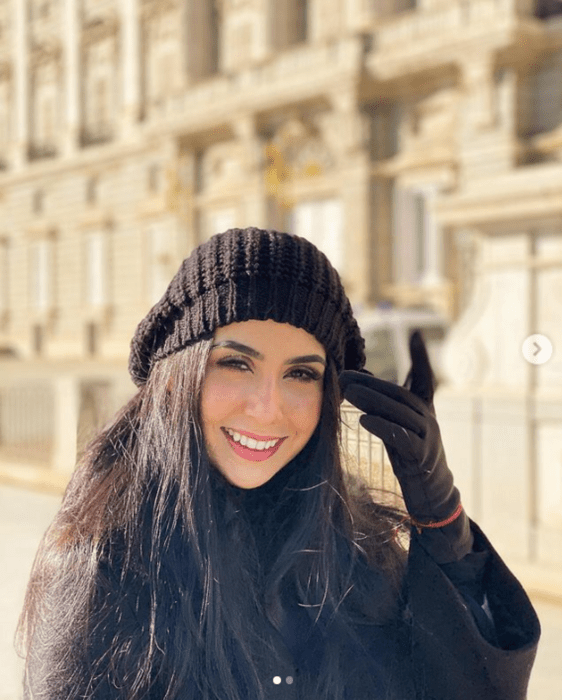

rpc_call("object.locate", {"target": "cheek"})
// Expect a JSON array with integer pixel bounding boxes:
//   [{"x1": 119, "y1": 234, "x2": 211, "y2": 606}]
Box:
[
  {"x1": 288, "y1": 388, "x2": 323, "y2": 430},
  {"x1": 200, "y1": 375, "x2": 241, "y2": 423}
]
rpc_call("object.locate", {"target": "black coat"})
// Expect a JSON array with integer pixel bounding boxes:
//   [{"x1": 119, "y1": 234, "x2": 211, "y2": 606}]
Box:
[
  {"x1": 202, "y1": 518, "x2": 539, "y2": 700},
  {"x1": 27, "y1": 479, "x2": 540, "y2": 700}
]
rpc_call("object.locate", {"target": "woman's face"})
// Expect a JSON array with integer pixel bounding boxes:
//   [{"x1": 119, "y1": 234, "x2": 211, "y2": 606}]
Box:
[{"x1": 201, "y1": 319, "x2": 326, "y2": 489}]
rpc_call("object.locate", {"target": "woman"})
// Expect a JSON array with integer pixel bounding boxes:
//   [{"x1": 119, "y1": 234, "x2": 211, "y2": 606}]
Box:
[{"x1": 17, "y1": 227, "x2": 540, "y2": 700}]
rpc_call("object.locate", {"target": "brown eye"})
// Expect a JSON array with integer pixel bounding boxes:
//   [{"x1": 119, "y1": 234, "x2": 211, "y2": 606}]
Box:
[
  {"x1": 288, "y1": 367, "x2": 322, "y2": 383},
  {"x1": 217, "y1": 357, "x2": 251, "y2": 372}
]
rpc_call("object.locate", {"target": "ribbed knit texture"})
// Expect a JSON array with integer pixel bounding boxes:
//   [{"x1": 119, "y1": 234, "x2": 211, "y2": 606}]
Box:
[{"x1": 129, "y1": 227, "x2": 365, "y2": 386}]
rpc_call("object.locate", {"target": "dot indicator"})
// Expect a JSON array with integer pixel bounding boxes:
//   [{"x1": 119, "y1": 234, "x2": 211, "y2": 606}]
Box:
[
  {"x1": 273, "y1": 676, "x2": 281, "y2": 685},
  {"x1": 286, "y1": 676, "x2": 294, "y2": 684}
]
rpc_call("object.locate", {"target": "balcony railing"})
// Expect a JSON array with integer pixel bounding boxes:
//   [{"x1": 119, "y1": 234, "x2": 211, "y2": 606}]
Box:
[
  {"x1": 0, "y1": 381, "x2": 54, "y2": 464},
  {"x1": 370, "y1": 0, "x2": 536, "y2": 74}
]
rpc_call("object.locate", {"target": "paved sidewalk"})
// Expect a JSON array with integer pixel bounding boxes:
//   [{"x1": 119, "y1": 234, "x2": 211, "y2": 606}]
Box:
[{"x1": 1, "y1": 482, "x2": 561, "y2": 699}]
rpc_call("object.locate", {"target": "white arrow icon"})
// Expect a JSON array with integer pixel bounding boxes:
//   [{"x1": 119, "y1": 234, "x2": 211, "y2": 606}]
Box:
[{"x1": 522, "y1": 334, "x2": 553, "y2": 365}]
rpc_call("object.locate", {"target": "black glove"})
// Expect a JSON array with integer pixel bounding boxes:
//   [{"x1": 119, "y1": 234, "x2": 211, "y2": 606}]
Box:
[{"x1": 339, "y1": 331, "x2": 474, "y2": 564}]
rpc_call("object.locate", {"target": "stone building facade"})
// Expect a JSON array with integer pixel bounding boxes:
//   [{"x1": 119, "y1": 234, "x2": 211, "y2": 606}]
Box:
[{"x1": 0, "y1": 0, "x2": 562, "y2": 594}]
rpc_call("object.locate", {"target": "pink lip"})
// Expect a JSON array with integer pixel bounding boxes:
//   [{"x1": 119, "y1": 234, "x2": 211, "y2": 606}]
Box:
[
  {"x1": 222, "y1": 429, "x2": 287, "y2": 462},
  {"x1": 224, "y1": 427, "x2": 287, "y2": 441}
]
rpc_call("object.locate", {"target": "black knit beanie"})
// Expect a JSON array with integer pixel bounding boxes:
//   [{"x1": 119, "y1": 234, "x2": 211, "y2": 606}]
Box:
[{"x1": 128, "y1": 227, "x2": 365, "y2": 386}]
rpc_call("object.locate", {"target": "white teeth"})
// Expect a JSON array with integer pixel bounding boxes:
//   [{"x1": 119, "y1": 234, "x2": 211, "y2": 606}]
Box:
[{"x1": 225, "y1": 429, "x2": 281, "y2": 451}]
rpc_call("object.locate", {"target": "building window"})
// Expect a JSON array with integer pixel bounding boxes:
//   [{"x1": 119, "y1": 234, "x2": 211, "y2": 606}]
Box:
[
  {"x1": 368, "y1": 104, "x2": 399, "y2": 161},
  {"x1": 33, "y1": 324, "x2": 44, "y2": 355},
  {"x1": 288, "y1": 198, "x2": 344, "y2": 271},
  {"x1": 84, "y1": 231, "x2": 107, "y2": 307},
  {"x1": 392, "y1": 184, "x2": 442, "y2": 286},
  {"x1": 30, "y1": 238, "x2": 52, "y2": 311},
  {"x1": 293, "y1": 0, "x2": 308, "y2": 43},
  {"x1": 86, "y1": 322, "x2": 97, "y2": 356},
  {"x1": 30, "y1": 62, "x2": 59, "y2": 159},
  {"x1": 86, "y1": 176, "x2": 98, "y2": 204},
  {"x1": 94, "y1": 77, "x2": 109, "y2": 127},
  {"x1": 148, "y1": 163, "x2": 162, "y2": 193},
  {"x1": 32, "y1": 189, "x2": 44, "y2": 215},
  {"x1": 273, "y1": 0, "x2": 308, "y2": 49},
  {"x1": 82, "y1": 38, "x2": 116, "y2": 146},
  {"x1": 519, "y1": 53, "x2": 562, "y2": 137},
  {"x1": 186, "y1": 0, "x2": 220, "y2": 79},
  {"x1": 39, "y1": 93, "x2": 55, "y2": 145},
  {"x1": 145, "y1": 10, "x2": 182, "y2": 108}
]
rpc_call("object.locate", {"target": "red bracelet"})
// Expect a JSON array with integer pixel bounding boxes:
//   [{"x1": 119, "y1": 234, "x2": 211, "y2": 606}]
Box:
[{"x1": 409, "y1": 502, "x2": 464, "y2": 535}]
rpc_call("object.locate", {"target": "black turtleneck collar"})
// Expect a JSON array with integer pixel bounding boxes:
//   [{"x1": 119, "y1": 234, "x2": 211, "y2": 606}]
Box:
[{"x1": 214, "y1": 446, "x2": 304, "y2": 528}]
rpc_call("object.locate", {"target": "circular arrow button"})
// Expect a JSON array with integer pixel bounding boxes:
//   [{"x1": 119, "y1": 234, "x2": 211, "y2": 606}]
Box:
[{"x1": 522, "y1": 334, "x2": 553, "y2": 365}]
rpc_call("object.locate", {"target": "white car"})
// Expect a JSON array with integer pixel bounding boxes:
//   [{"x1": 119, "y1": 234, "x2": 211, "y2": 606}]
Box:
[{"x1": 355, "y1": 307, "x2": 449, "y2": 385}]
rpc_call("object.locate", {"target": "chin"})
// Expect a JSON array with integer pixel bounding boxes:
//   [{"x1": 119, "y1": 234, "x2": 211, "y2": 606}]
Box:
[{"x1": 220, "y1": 463, "x2": 286, "y2": 490}]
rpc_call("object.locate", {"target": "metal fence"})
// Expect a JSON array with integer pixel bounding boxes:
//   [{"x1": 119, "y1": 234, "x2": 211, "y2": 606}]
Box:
[
  {"x1": 340, "y1": 400, "x2": 403, "y2": 507},
  {"x1": 0, "y1": 374, "x2": 401, "y2": 503},
  {"x1": 0, "y1": 382, "x2": 54, "y2": 463}
]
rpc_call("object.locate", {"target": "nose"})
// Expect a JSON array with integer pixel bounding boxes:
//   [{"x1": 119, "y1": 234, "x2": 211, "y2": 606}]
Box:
[{"x1": 244, "y1": 375, "x2": 285, "y2": 424}]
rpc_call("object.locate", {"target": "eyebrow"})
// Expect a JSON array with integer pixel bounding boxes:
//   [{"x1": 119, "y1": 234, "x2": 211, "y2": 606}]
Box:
[{"x1": 211, "y1": 340, "x2": 326, "y2": 367}]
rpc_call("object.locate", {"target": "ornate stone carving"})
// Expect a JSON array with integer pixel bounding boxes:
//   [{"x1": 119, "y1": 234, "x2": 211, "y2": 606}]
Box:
[
  {"x1": 199, "y1": 140, "x2": 245, "y2": 192},
  {"x1": 270, "y1": 115, "x2": 335, "y2": 178}
]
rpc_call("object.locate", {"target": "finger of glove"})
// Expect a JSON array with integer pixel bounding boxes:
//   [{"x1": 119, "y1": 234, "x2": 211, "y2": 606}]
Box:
[
  {"x1": 343, "y1": 383, "x2": 427, "y2": 438},
  {"x1": 406, "y1": 331, "x2": 436, "y2": 406},
  {"x1": 358, "y1": 414, "x2": 424, "y2": 458},
  {"x1": 339, "y1": 370, "x2": 428, "y2": 417}
]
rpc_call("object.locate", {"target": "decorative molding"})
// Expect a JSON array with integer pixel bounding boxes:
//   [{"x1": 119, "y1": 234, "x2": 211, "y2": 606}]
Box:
[
  {"x1": 78, "y1": 209, "x2": 113, "y2": 230},
  {"x1": 137, "y1": 194, "x2": 168, "y2": 218},
  {"x1": 26, "y1": 222, "x2": 57, "y2": 240}
]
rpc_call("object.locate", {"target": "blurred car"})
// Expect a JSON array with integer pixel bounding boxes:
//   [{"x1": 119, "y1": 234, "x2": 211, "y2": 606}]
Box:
[{"x1": 355, "y1": 306, "x2": 449, "y2": 385}]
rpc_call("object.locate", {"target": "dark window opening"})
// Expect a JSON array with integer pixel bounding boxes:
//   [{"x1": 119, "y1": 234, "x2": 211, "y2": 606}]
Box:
[
  {"x1": 535, "y1": 0, "x2": 562, "y2": 18},
  {"x1": 33, "y1": 324, "x2": 43, "y2": 355},
  {"x1": 86, "y1": 322, "x2": 97, "y2": 356}
]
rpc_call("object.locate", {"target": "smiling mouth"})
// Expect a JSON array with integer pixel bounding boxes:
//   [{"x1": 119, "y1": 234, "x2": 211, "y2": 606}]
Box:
[{"x1": 222, "y1": 427, "x2": 286, "y2": 451}]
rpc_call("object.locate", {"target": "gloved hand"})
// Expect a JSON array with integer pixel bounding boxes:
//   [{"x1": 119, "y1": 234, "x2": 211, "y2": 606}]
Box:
[{"x1": 339, "y1": 331, "x2": 474, "y2": 564}]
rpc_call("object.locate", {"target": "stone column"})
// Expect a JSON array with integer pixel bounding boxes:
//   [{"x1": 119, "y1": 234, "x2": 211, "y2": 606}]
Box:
[
  {"x1": 51, "y1": 374, "x2": 79, "y2": 475},
  {"x1": 12, "y1": 0, "x2": 28, "y2": 169},
  {"x1": 63, "y1": 0, "x2": 79, "y2": 156},
  {"x1": 329, "y1": 88, "x2": 372, "y2": 302},
  {"x1": 419, "y1": 184, "x2": 444, "y2": 287},
  {"x1": 121, "y1": 0, "x2": 141, "y2": 135},
  {"x1": 462, "y1": 54, "x2": 496, "y2": 131}
]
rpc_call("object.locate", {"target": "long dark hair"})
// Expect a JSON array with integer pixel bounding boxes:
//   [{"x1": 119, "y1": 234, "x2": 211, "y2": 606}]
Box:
[{"x1": 16, "y1": 337, "x2": 409, "y2": 700}]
